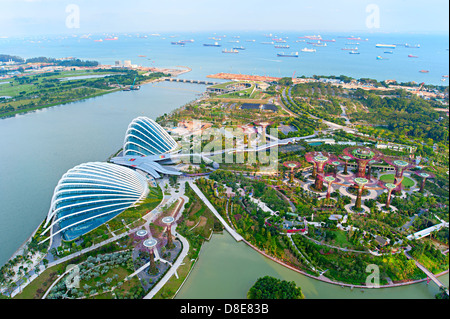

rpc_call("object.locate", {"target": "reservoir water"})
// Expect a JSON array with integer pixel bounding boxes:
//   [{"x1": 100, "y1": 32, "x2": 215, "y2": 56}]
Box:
[{"x1": 176, "y1": 232, "x2": 449, "y2": 299}]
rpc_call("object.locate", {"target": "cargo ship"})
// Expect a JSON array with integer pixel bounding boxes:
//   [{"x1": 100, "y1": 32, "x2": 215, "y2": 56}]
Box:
[
  {"x1": 312, "y1": 42, "x2": 327, "y2": 47},
  {"x1": 342, "y1": 47, "x2": 358, "y2": 51},
  {"x1": 349, "y1": 51, "x2": 360, "y2": 54},
  {"x1": 222, "y1": 49, "x2": 239, "y2": 54},
  {"x1": 275, "y1": 44, "x2": 290, "y2": 49},
  {"x1": 203, "y1": 42, "x2": 221, "y2": 47},
  {"x1": 233, "y1": 46, "x2": 245, "y2": 50},
  {"x1": 376, "y1": 44, "x2": 396, "y2": 48},
  {"x1": 180, "y1": 39, "x2": 195, "y2": 43},
  {"x1": 104, "y1": 36, "x2": 118, "y2": 41},
  {"x1": 405, "y1": 44, "x2": 420, "y2": 48},
  {"x1": 384, "y1": 51, "x2": 393, "y2": 54},
  {"x1": 277, "y1": 52, "x2": 299, "y2": 57},
  {"x1": 261, "y1": 41, "x2": 274, "y2": 45},
  {"x1": 408, "y1": 54, "x2": 418, "y2": 58},
  {"x1": 245, "y1": 39, "x2": 256, "y2": 42},
  {"x1": 376, "y1": 56, "x2": 384, "y2": 60},
  {"x1": 301, "y1": 47, "x2": 316, "y2": 52},
  {"x1": 171, "y1": 41, "x2": 185, "y2": 45},
  {"x1": 419, "y1": 70, "x2": 429, "y2": 73}
]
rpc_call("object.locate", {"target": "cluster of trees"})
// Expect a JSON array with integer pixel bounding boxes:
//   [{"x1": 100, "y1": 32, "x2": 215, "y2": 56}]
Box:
[
  {"x1": 0, "y1": 54, "x2": 24, "y2": 62},
  {"x1": 410, "y1": 240, "x2": 449, "y2": 273},
  {"x1": 350, "y1": 90, "x2": 448, "y2": 145},
  {"x1": 247, "y1": 276, "x2": 304, "y2": 299},
  {"x1": 47, "y1": 251, "x2": 133, "y2": 299},
  {"x1": 25, "y1": 57, "x2": 99, "y2": 67},
  {"x1": 277, "y1": 116, "x2": 315, "y2": 139}
]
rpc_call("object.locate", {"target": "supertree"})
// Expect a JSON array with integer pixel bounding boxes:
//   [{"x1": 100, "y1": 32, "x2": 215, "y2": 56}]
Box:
[
  {"x1": 130, "y1": 229, "x2": 162, "y2": 274},
  {"x1": 343, "y1": 147, "x2": 382, "y2": 178},
  {"x1": 382, "y1": 157, "x2": 415, "y2": 194},
  {"x1": 339, "y1": 155, "x2": 352, "y2": 175},
  {"x1": 283, "y1": 161, "x2": 301, "y2": 183},
  {"x1": 321, "y1": 175, "x2": 337, "y2": 199},
  {"x1": 330, "y1": 160, "x2": 341, "y2": 178},
  {"x1": 414, "y1": 171, "x2": 436, "y2": 193},
  {"x1": 161, "y1": 216, "x2": 175, "y2": 249},
  {"x1": 378, "y1": 181, "x2": 397, "y2": 209},
  {"x1": 367, "y1": 160, "x2": 379, "y2": 180},
  {"x1": 254, "y1": 121, "x2": 274, "y2": 144},
  {"x1": 143, "y1": 238, "x2": 158, "y2": 273},
  {"x1": 353, "y1": 177, "x2": 369, "y2": 211},
  {"x1": 305, "y1": 152, "x2": 338, "y2": 191},
  {"x1": 238, "y1": 125, "x2": 256, "y2": 148}
]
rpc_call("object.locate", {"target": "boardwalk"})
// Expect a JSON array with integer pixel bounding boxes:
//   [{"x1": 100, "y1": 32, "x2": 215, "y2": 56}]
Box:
[
  {"x1": 404, "y1": 251, "x2": 449, "y2": 294},
  {"x1": 188, "y1": 180, "x2": 243, "y2": 242}
]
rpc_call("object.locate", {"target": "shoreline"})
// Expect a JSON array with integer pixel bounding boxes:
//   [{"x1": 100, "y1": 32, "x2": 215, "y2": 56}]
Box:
[
  {"x1": 240, "y1": 236, "x2": 449, "y2": 290},
  {"x1": 0, "y1": 65, "x2": 191, "y2": 120}
]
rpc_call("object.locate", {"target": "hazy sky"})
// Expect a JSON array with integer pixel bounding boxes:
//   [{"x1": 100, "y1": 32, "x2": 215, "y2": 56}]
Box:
[{"x1": 0, "y1": 0, "x2": 448, "y2": 36}]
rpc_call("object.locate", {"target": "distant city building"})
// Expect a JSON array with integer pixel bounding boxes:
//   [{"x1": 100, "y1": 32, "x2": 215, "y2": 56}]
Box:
[
  {"x1": 376, "y1": 142, "x2": 417, "y2": 154},
  {"x1": 123, "y1": 60, "x2": 132, "y2": 67}
]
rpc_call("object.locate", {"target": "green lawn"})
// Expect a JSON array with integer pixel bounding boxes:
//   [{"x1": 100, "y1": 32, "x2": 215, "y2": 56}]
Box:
[{"x1": 379, "y1": 174, "x2": 415, "y2": 188}]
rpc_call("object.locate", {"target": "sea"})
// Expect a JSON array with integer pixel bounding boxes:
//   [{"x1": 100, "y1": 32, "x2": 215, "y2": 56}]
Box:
[{"x1": 1, "y1": 31, "x2": 449, "y2": 85}]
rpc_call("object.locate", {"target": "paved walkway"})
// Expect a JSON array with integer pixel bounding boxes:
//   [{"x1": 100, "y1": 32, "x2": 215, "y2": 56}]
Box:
[
  {"x1": 188, "y1": 180, "x2": 243, "y2": 242},
  {"x1": 143, "y1": 227, "x2": 189, "y2": 299}
]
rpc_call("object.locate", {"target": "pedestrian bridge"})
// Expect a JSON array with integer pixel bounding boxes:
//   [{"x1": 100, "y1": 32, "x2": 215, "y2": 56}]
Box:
[{"x1": 165, "y1": 78, "x2": 219, "y2": 85}]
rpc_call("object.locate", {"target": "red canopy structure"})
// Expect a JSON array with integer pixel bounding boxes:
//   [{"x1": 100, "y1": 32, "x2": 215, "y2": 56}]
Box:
[
  {"x1": 343, "y1": 147, "x2": 382, "y2": 178},
  {"x1": 353, "y1": 177, "x2": 369, "y2": 210},
  {"x1": 414, "y1": 171, "x2": 436, "y2": 193},
  {"x1": 377, "y1": 180, "x2": 398, "y2": 209},
  {"x1": 318, "y1": 175, "x2": 337, "y2": 199},
  {"x1": 339, "y1": 155, "x2": 352, "y2": 175},
  {"x1": 305, "y1": 152, "x2": 338, "y2": 190},
  {"x1": 383, "y1": 156, "x2": 415, "y2": 194},
  {"x1": 283, "y1": 161, "x2": 301, "y2": 183}
]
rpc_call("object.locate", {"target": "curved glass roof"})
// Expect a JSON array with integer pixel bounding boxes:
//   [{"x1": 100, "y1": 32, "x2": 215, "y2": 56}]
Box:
[
  {"x1": 123, "y1": 116, "x2": 179, "y2": 156},
  {"x1": 42, "y1": 162, "x2": 148, "y2": 242}
]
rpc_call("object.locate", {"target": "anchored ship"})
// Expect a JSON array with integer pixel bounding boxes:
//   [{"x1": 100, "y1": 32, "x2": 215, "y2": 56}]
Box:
[
  {"x1": 222, "y1": 49, "x2": 239, "y2": 53},
  {"x1": 301, "y1": 47, "x2": 316, "y2": 52},
  {"x1": 277, "y1": 52, "x2": 299, "y2": 57},
  {"x1": 203, "y1": 42, "x2": 221, "y2": 47},
  {"x1": 376, "y1": 44, "x2": 396, "y2": 48},
  {"x1": 275, "y1": 44, "x2": 290, "y2": 49}
]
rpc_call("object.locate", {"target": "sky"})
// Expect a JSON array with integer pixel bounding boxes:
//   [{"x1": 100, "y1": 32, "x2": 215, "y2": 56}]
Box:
[{"x1": 0, "y1": 0, "x2": 448, "y2": 37}]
